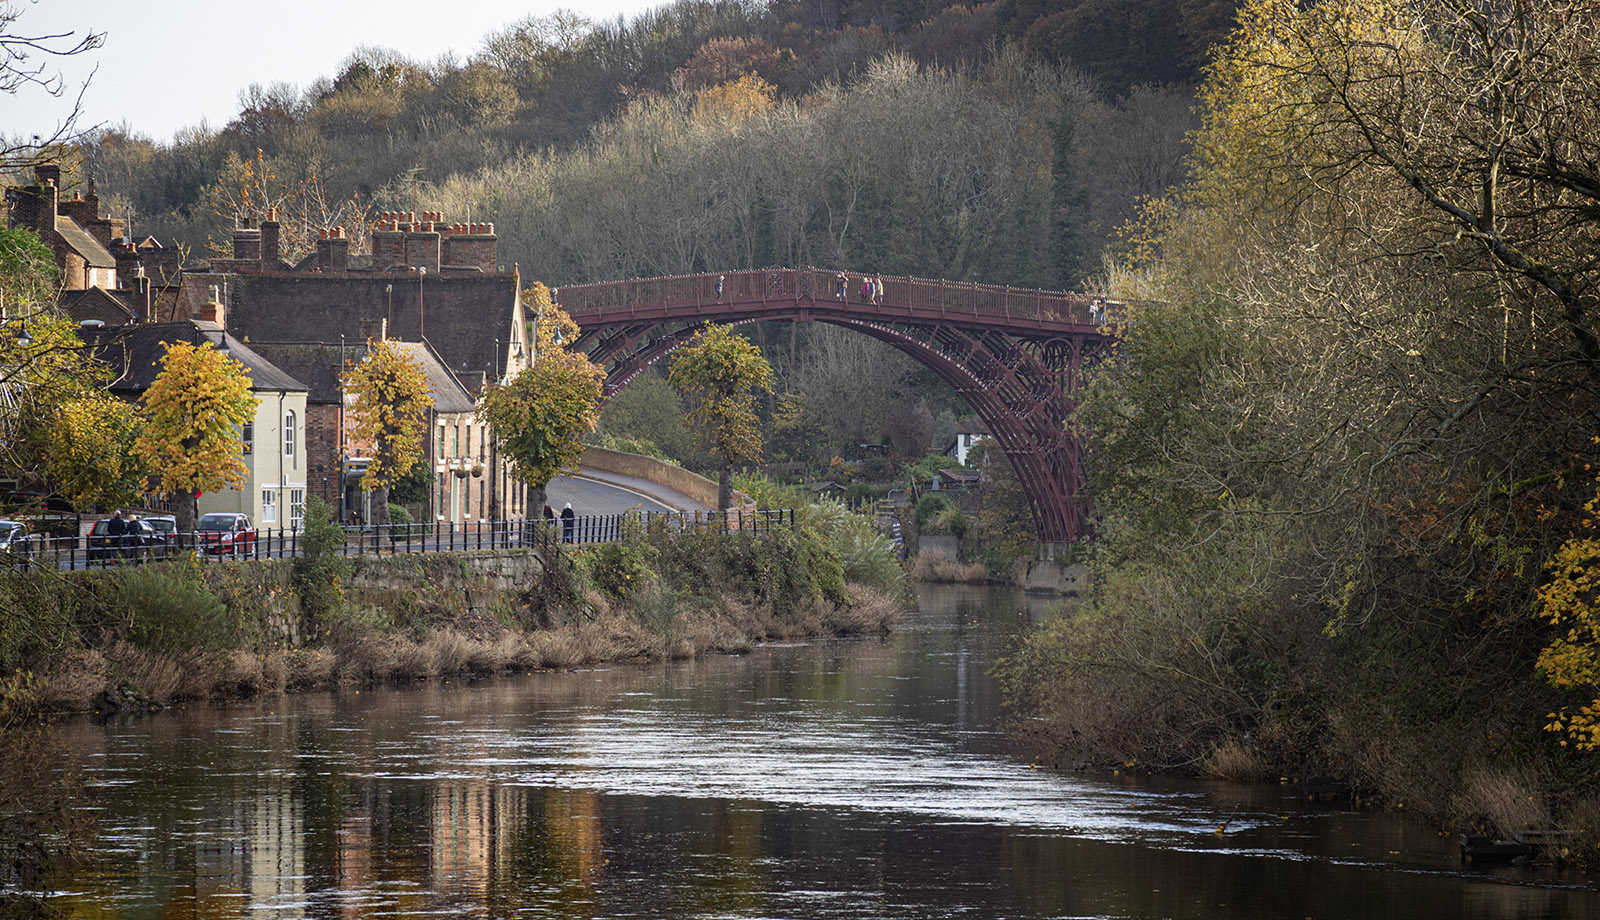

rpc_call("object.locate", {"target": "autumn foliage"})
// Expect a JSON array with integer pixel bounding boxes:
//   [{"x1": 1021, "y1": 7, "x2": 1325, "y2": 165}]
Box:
[
  {"x1": 479, "y1": 290, "x2": 604, "y2": 501},
  {"x1": 136, "y1": 339, "x2": 257, "y2": 529},
  {"x1": 1536, "y1": 468, "x2": 1600, "y2": 751},
  {"x1": 668, "y1": 324, "x2": 774, "y2": 511}
]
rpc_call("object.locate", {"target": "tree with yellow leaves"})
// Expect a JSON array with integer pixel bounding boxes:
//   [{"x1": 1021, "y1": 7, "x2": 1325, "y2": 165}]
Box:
[
  {"x1": 479, "y1": 282, "x2": 604, "y2": 513},
  {"x1": 44, "y1": 393, "x2": 147, "y2": 513},
  {"x1": 136, "y1": 339, "x2": 257, "y2": 533},
  {"x1": 668, "y1": 324, "x2": 773, "y2": 512},
  {"x1": 341, "y1": 339, "x2": 432, "y2": 531},
  {"x1": 1536, "y1": 466, "x2": 1600, "y2": 751}
]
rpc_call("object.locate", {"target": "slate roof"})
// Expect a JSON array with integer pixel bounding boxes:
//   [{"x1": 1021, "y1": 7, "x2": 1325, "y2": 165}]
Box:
[
  {"x1": 386, "y1": 341, "x2": 475, "y2": 414},
  {"x1": 95, "y1": 322, "x2": 306, "y2": 394},
  {"x1": 245, "y1": 342, "x2": 347, "y2": 404},
  {"x1": 195, "y1": 272, "x2": 523, "y2": 385},
  {"x1": 55, "y1": 216, "x2": 116, "y2": 269}
]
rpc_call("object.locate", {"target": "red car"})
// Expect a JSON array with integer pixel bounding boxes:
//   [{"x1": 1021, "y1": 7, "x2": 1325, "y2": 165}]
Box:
[{"x1": 196, "y1": 512, "x2": 257, "y2": 556}]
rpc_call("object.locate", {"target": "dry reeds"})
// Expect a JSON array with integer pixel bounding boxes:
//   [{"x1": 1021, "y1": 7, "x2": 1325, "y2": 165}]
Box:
[
  {"x1": 910, "y1": 556, "x2": 989, "y2": 584},
  {"x1": 1199, "y1": 738, "x2": 1267, "y2": 781}
]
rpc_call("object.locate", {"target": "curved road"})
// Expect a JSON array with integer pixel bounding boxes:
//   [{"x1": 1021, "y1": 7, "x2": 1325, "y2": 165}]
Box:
[{"x1": 545, "y1": 470, "x2": 710, "y2": 517}]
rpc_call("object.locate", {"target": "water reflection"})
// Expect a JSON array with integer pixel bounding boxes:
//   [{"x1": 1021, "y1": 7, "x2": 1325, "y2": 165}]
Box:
[{"x1": 43, "y1": 584, "x2": 1600, "y2": 918}]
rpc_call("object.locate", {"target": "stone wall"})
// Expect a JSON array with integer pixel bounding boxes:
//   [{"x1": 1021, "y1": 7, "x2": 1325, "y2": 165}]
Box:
[{"x1": 579, "y1": 446, "x2": 723, "y2": 509}]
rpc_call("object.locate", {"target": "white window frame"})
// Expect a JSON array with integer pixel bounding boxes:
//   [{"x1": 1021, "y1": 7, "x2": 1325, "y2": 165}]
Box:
[
  {"x1": 284, "y1": 410, "x2": 296, "y2": 457},
  {"x1": 261, "y1": 488, "x2": 277, "y2": 523},
  {"x1": 289, "y1": 488, "x2": 306, "y2": 532}
]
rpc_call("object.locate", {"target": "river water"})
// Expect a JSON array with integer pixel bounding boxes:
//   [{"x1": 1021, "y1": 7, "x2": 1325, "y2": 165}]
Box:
[{"x1": 42, "y1": 584, "x2": 1600, "y2": 918}]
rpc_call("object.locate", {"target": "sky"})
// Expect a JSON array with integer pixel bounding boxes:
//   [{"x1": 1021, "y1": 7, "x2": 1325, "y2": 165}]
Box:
[{"x1": 6, "y1": 0, "x2": 665, "y2": 145}]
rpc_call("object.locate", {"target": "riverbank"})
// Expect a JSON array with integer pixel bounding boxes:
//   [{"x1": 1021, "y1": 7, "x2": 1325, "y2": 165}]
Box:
[
  {"x1": 1000, "y1": 582, "x2": 1600, "y2": 864},
  {"x1": 0, "y1": 522, "x2": 903, "y2": 722}
]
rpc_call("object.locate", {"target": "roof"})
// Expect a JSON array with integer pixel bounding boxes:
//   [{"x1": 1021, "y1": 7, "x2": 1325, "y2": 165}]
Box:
[
  {"x1": 54, "y1": 216, "x2": 116, "y2": 269},
  {"x1": 244, "y1": 342, "x2": 347, "y2": 403},
  {"x1": 196, "y1": 271, "x2": 524, "y2": 385},
  {"x1": 58, "y1": 287, "x2": 137, "y2": 326},
  {"x1": 94, "y1": 322, "x2": 307, "y2": 394},
  {"x1": 385, "y1": 340, "x2": 475, "y2": 414}
]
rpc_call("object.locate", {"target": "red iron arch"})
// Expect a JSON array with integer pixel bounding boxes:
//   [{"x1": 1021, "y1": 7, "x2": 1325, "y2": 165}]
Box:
[{"x1": 560, "y1": 269, "x2": 1113, "y2": 544}]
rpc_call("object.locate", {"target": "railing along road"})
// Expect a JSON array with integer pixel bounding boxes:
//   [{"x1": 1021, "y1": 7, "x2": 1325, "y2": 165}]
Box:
[{"x1": 2, "y1": 509, "x2": 798, "y2": 571}]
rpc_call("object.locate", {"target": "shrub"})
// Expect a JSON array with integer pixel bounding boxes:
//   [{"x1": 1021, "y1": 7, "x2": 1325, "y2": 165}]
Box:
[
  {"x1": 914, "y1": 493, "x2": 950, "y2": 529},
  {"x1": 731, "y1": 471, "x2": 806, "y2": 510},
  {"x1": 293, "y1": 496, "x2": 353, "y2": 628},
  {"x1": 802, "y1": 497, "x2": 904, "y2": 596},
  {"x1": 387, "y1": 502, "x2": 415, "y2": 539},
  {"x1": 120, "y1": 563, "x2": 233, "y2": 651}
]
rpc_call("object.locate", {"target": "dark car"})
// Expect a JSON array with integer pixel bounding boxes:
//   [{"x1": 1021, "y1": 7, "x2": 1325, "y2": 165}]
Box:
[
  {"x1": 87, "y1": 516, "x2": 168, "y2": 562},
  {"x1": 134, "y1": 515, "x2": 178, "y2": 559},
  {"x1": 196, "y1": 512, "x2": 257, "y2": 556}
]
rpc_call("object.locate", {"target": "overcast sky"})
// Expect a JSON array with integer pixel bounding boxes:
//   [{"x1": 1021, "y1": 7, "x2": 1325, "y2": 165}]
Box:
[{"x1": 8, "y1": 0, "x2": 664, "y2": 145}]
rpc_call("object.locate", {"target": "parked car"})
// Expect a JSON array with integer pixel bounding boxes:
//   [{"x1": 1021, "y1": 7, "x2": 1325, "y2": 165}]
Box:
[
  {"x1": 0, "y1": 519, "x2": 28, "y2": 552},
  {"x1": 135, "y1": 515, "x2": 178, "y2": 558},
  {"x1": 0, "y1": 520, "x2": 36, "y2": 569},
  {"x1": 87, "y1": 516, "x2": 169, "y2": 562},
  {"x1": 196, "y1": 512, "x2": 257, "y2": 556}
]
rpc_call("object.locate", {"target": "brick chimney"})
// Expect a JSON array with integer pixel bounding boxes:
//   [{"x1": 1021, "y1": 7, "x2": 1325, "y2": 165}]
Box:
[
  {"x1": 316, "y1": 227, "x2": 350, "y2": 272},
  {"x1": 442, "y1": 221, "x2": 499, "y2": 272},
  {"x1": 194, "y1": 284, "x2": 225, "y2": 326},
  {"x1": 372, "y1": 213, "x2": 405, "y2": 270},
  {"x1": 232, "y1": 218, "x2": 261, "y2": 261},
  {"x1": 405, "y1": 211, "x2": 441, "y2": 273},
  {"x1": 261, "y1": 208, "x2": 281, "y2": 266},
  {"x1": 14, "y1": 166, "x2": 59, "y2": 237}
]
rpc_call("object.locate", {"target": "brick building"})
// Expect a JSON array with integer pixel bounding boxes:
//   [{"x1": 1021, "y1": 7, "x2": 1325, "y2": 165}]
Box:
[
  {"x1": 192, "y1": 212, "x2": 533, "y2": 522},
  {"x1": 5, "y1": 164, "x2": 185, "y2": 323}
]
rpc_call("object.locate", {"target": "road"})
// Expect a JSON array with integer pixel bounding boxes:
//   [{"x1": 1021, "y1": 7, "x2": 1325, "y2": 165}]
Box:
[{"x1": 545, "y1": 469, "x2": 710, "y2": 516}]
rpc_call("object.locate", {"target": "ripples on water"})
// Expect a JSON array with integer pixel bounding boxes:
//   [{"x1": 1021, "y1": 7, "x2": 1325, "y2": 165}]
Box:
[{"x1": 42, "y1": 584, "x2": 1600, "y2": 919}]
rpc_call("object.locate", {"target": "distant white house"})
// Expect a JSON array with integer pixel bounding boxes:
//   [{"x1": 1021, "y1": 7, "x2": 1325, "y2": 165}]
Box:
[{"x1": 942, "y1": 417, "x2": 990, "y2": 467}]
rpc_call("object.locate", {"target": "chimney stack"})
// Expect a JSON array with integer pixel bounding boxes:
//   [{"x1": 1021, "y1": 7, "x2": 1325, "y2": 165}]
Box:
[
  {"x1": 195, "y1": 284, "x2": 225, "y2": 326},
  {"x1": 261, "y1": 208, "x2": 281, "y2": 266},
  {"x1": 232, "y1": 217, "x2": 261, "y2": 261},
  {"x1": 316, "y1": 227, "x2": 350, "y2": 272}
]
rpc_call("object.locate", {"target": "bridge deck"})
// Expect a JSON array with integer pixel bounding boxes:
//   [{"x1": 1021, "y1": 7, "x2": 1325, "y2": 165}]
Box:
[{"x1": 557, "y1": 268, "x2": 1103, "y2": 335}]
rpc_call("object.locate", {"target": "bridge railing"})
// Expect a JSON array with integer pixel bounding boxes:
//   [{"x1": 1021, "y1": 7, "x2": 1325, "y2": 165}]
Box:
[{"x1": 556, "y1": 268, "x2": 1102, "y2": 326}]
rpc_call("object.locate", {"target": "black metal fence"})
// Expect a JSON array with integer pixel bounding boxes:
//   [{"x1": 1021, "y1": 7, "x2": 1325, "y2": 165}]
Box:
[{"x1": 2, "y1": 509, "x2": 798, "y2": 571}]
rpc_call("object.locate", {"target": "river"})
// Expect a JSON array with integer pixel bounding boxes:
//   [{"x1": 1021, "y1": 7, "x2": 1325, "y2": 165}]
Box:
[{"x1": 40, "y1": 583, "x2": 1600, "y2": 918}]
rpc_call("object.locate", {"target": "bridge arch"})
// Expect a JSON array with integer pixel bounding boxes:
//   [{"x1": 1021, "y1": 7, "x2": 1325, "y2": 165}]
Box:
[{"x1": 558, "y1": 268, "x2": 1113, "y2": 545}]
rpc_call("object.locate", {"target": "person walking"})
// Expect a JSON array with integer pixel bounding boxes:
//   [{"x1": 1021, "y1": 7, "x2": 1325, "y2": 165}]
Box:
[
  {"x1": 835, "y1": 273, "x2": 847, "y2": 301},
  {"x1": 560, "y1": 503, "x2": 576, "y2": 543},
  {"x1": 873, "y1": 275, "x2": 884, "y2": 305},
  {"x1": 715, "y1": 274, "x2": 725, "y2": 301}
]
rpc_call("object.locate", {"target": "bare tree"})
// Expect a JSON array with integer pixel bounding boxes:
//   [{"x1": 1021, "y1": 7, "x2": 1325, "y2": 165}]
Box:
[{"x1": 1, "y1": 2, "x2": 104, "y2": 174}]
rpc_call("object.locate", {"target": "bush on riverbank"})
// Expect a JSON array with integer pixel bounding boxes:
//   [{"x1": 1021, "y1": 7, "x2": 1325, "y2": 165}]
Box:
[
  {"x1": 0, "y1": 515, "x2": 902, "y2": 721},
  {"x1": 1000, "y1": 538, "x2": 1600, "y2": 858}
]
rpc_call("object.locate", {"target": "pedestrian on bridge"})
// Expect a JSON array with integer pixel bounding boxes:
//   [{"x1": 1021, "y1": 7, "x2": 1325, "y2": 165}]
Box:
[
  {"x1": 715, "y1": 275, "x2": 725, "y2": 301},
  {"x1": 835, "y1": 273, "x2": 847, "y2": 301}
]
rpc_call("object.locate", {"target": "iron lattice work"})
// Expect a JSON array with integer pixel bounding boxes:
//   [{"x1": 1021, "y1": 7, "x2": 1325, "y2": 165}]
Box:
[{"x1": 557, "y1": 268, "x2": 1114, "y2": 544}]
